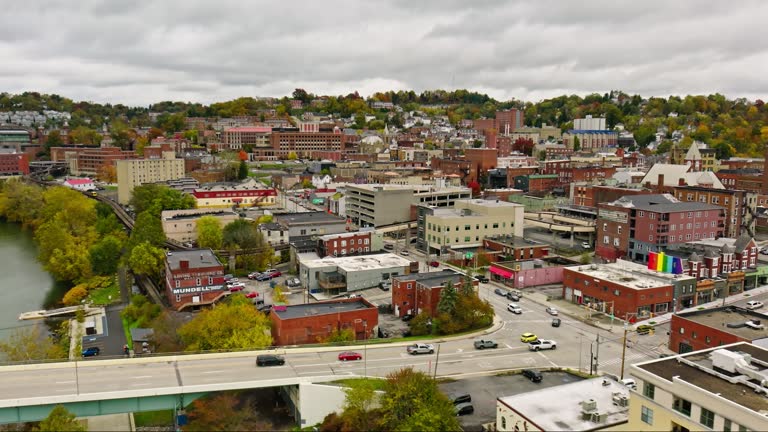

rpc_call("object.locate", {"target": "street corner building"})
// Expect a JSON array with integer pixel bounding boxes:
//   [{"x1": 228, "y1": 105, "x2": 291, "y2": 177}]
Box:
[{"x1": 164, "y1": 249, "x2": 227, "y2": 311}]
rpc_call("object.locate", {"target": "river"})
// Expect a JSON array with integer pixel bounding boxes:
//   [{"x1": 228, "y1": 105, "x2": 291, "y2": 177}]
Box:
[{"x1": 0, "y1": 222, "x2": 68, "y2": 341}]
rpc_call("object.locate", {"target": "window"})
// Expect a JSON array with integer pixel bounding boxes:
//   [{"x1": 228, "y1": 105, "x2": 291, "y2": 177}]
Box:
[
  {"x1": 639, "y1": 211, "x2": 644, "y2": 217},
  {"x1": 501, "y1": 417, "x2": 506, "y2": 429},
  {"x1": 700, "y1": 408, "x2": 715, "y2": 428},
  {"x1": 723, "y1": 418, "x2": 732, "y2": 432},
  {"x1": 643, "y1": 382, "x2": 655, "y2": 399},
  {"x1": 604, "y1": 235, "x2": 609, "y2": 244},
  {"x1": 175, "y1": 280, "x2": 180, "y2": 288},
  {"x1": 492, "y1": 223, "x2": 499, "y2": 228},
  {"x1": 641, "y1": 406, "x2": 654, "y2": 425},
  {"x1": 618, "y1": 226, "x2": 622, "y2": 234},
  {"x1": 672, "y1": 397, "x2": 691, "y2": 416},
  {"x1": 650, "y1": 213, "x2": 656, "y2": 220},
  {"x1": 464, "y1": 225, "x2": 470, "y2": 231},
  {"x1": 464, "y1": 237, "x2": 470, "y2": 242},
  {"x1": 614, "y1": 238, "x2": 620, "y2": 246},
  {"x1": 208, "y1": 277, "x2": 213, "y2": 285}
]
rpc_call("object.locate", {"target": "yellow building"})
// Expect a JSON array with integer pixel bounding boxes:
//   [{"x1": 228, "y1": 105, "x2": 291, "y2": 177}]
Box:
[
  {"x1": 625, "y1": 342, "x2": 768, "y2": 432},
  {"x1": 116, "y1": 152, "x2": 185, "y2": 204}
]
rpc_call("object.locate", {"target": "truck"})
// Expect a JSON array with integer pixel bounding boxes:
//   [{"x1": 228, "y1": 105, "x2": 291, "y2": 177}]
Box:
[
  {"x1": 473, "y1": 339, "x2": 498, "y2": 350},
  {"x1": 528, "y1": 339, "x2": 557, "y2": 351},
  {"x1": 407, "y1": 343, "x2": 435, "y2": 355}
]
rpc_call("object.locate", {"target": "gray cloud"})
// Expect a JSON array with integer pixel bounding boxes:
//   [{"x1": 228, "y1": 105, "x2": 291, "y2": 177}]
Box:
[{"x1": 0, "y1": 0, "x2": 765, "y2": 106}]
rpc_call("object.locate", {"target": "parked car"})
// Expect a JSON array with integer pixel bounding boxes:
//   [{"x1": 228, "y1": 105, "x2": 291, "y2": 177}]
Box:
[
  {"x1": 473, "y1": 339, "x2": 498, "y2": 350},
  {"x1": 400, "y1": 250, "x2": 409, "y2": 256},
  {"x1": 474, "y1": 275, "x2": 489, "y2": 283},
  {"x1": 346, "y1": 293, "x2": 362, "y2": 299},
  {"x1": 245, "y1": 292, "x2": 259, "y2": 298},
  {"x1": 761, "y1": 247, "x2": 768, "y2": 255},
  {"x1": 407, "y1": 343, "x2": 435, "y2": 355},
  {"x1": 247, "y1": 272, "x2": 261, "y2": 280},
  {"x1": 520, "y1": 332, "x2": 538, "y2": 343},
  {"x1": 455, "y1": 402, "x2": 475, "y2": 416},
  {"x1": 551, "y1": 318, "x2": 562, "y2": 327},
  {"x1": 229, "y1": 284, "x2": 245, "y2": 292},
  {"x1": 285, "y1": 277, "x2": 301, "y2": 288},
  {"x1": 448, "y1": 392, "x2": 471, "y2": 405},
  {"x1": 224, "y1": 274, "x2": 234, "y2": 281},
  {"x1": 636, "y1": 324, "x2": 655, "y2": 335},
  {"x1": 528, "y1": 339, "x2": 557, "y2": 351},
  {"x1": 746, "y1": 300, "x2": 764, "y2": 310},
  {"x1": 559, "y1": 232, "x2": 571, "y2": 239},
  {"x1": 379, "y1": 281, "x2": 392, "y2": 291},
  {"x1": 620, "y1": 378, "x2": 637, "y2": 390},
  {"x1": 338, "y1": 351, "x2": 363, "y2": 361},
  {"x1": 401, "y1": 314, "x2": 414, "y2": 322},
  {"x1": 494, "y1": 288, "x2": 507, "y2": 296},
  {"x1": 429, "y1": 261, "x2": 440, "y2": 267},
  {"x1": 581, "y1": 242, "x2": 591, "y2": 249},
  {"x1": 256, "y1": 269, "x2": 282, "y2": 281},
  {"x1": 256, "y1": 354, "x2": 285, "y2": 367},
  {"x1": 384, "y1": 244, "x2": 394, "y2": 250},
  {"x1": 507, "y1": 303, "x2": 522, "y2": 314},
  {"x1": 545, "y1": 307, "x2": 559, "y2": 316},
  {"x1": 257, "y1": 304, "x2": 273, "y2": 314},
  {"x1": 521, "y1": 369, "x2": 543, "y2": 383},
  {"x1": 82, "y1": 347, "x2": 100, "y2": 357}
]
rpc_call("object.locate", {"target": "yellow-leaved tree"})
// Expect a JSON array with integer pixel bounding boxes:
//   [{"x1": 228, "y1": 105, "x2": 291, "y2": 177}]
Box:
[{"x1": 178, "y1": 294, "x2": 272, "y2": 351}]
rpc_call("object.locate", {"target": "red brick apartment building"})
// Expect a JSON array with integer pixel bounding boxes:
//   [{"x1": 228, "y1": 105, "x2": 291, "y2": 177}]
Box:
[
  {"x1": 164, "y1": 249, "x2": 227, "y2": 311},
  {"x1": 391, "y1": 270, "x2": 474, "y2": 318},
  {"x1": 573, "y1": 185, "x2": 650, "y2": 209},
  {"x1": 0, "y1": 152, "x2": 29, "y2": 175},
  {"x1": 669, "y1": 306, "x2": 768, "y2": 354},
  {"x1": 317, "y1": 231, "x2": 376, "y2": 257},
  {"x1": 715, "y1": 170, "x2": 764, "y2": 194},
  {"x1": 269, "y1": 298, "x2": 377, "y2": 345},
  {"x1": 672, "y1": 185, "x2": 756, "y2": 239},
  {"x1": 50, "y1": 146, "x2": 137, "y2": 176}
]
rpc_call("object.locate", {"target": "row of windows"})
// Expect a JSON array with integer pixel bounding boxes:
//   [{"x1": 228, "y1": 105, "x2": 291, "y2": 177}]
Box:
[
  {"x1": 427, "y1": 222, "x2": 507, "y2": 232},
  {"x1": 174, "y1": 277, "x2": 214, "y2": 288},
  {"x1": 641, "y1": 382, "x2": 749, "y2": 431}
]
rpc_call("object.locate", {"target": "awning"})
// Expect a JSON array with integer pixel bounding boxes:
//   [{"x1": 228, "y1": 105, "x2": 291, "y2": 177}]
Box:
[{"x1": 490, "y1": 266, "x2": 514, "y2": 279}]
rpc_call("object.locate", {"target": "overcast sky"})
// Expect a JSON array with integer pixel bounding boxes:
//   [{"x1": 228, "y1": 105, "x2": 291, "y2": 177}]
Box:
[{"x1": 1, "y1": 0, "x2": 766, "y2": 106}]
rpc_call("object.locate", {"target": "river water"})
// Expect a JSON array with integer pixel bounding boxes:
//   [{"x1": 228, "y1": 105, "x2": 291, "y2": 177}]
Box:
[{"x1": 0, "y1": 222, "x2": 67, "y2": 341}]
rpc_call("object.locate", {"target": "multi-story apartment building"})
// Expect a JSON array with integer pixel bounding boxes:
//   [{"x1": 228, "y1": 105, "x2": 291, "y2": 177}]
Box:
[
  {"x1": 191, "y1": 178, "x2": 277, "y2": 208},
  {"x1": 716, "y1": 169, "x2": 764, "y2": 194},
  {"x1": 391, "y1": 270, "x2": 472, "y2": 318},
  {"x1": 626, "y1": 342, "x2": 768, "y2": 431},
  {"x1": 0, "y1": 151, "x2": 29, "y2": 175},
  {"x1": 418, "y1": 199, "x2": 524, "y2": 255},
  {"x1": 573, "y1": 115, "x2": 606, "y2": 130},
  {"x1": 562, "y1": 130, "x2": 618, "y2": 150},
  {"x1": 161, "y1": 209, "x2": 240, "y2": 243},
  {"x1": 50, "y1": 146, "x2": 137, "y2": 177},
  {"x1": 495, "y1": 109, "x2": 523, "y2": 135},
  {"x1": 317, "y1": 230, "x2": 383, "y2": 257},
  {"x1": 345, "y1": 184, "x2": 472, "y2": 227},
  {"x1": 116, "y1": 152, "x2": 186, "y2": 204},
  {"x1": 222, "y1": 126, "x2": 272, "y2": 149},
  {"x1": 164, "y1": 249, "x2": 227, "y2": 311},
  {"x1": 672, "y1": 185, "x2": 757, "y2": 238},
  {"x1": 595, "y1": 194, "x2": 726, "y2": 263},
  {"x1": 266, "y1": 130, "x2": 353, "y2": 157}
]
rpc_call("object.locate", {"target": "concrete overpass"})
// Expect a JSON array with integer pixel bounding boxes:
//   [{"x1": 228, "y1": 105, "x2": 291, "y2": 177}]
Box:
[{"x1": 523, "y1": 212, "x2": 596, "y2": 247}]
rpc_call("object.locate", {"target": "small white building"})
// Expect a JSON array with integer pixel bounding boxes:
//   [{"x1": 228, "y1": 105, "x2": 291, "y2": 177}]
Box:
[
  {"x1": 63, "y1": 178, "x2": 95, "y2": 191},
  {"x1": 299, "y1": 253, "x2": 413, "y2": 295}
]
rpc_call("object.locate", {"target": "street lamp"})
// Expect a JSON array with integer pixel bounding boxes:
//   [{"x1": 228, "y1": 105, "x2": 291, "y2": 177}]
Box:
[{"x1": 620, "y1": 321, "x2": 629, "y2": 380}]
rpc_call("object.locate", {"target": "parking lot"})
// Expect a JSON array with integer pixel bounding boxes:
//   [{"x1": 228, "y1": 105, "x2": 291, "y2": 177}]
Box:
[{"x1": 439, "y1": 371, "x2": 583, "y2": 431}]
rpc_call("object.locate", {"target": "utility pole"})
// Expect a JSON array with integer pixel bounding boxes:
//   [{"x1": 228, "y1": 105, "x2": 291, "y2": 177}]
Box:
[
  {"x1": 620, "y1": 322, "x2": 629, "y2": 380},
  {"x1": 594, "y1": 333, "x2": 601, "y2": 375},
  {"x1": 433, "y1": 344, "x2": 441, "y2": 379}
]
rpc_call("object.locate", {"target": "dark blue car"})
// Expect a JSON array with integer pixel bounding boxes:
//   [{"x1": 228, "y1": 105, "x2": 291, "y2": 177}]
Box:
[{"x1": 82, "y1": 347, "x2": 100, "y2": 357}]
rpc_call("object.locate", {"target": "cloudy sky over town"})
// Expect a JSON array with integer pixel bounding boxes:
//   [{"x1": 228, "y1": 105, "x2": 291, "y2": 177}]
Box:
[{"x1": 1, "y1": 0, "x2": 766, "y2": 105}]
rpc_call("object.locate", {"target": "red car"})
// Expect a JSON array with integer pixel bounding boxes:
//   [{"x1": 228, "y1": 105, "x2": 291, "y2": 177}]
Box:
[
  {"x1": 229, "y1": 285, "x2": 245, "y2": 292},
  {"x1": 429, "y1": 261, "x2": 440, "y2": 267},
  {"x1": 338, "y1": 351, "x2": 363, "y2": 361},
  {"x1": 245, "y1": 292, "x2": 259, "y2": 298}
]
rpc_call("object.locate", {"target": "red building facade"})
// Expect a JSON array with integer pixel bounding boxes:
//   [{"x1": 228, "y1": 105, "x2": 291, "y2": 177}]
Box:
[
  {"x1": 318, "y1": 231, "x2": 374, "y2": 257},
  {"x1": 391, "y1": 271, "x2": 471, "y2": 318},
  {"x1": 669, "y1": 307, "x2": 767, "y2": 354},
  {"x1": 164, "y1": 249, "x2": 227, "y2": 311},
  {"x1": 269, "y1": 299, "x2": 377, "y2": 345},
  {"x1": 0, "y1": 152, "x2": 30, "y2": 175}
]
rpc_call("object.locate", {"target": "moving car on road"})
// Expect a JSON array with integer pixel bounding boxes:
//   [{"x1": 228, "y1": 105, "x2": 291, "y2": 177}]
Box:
[
  {"x1": 636, "y1": 324, "x2": 655, "y2": 335},
  {"x1": 256, "y1": 354, "x2": 285, "y2": 366},
  {"x1": 746, "y1": 300, "x2": 764, "y2": 310},
  {"x1": 82, "y1": 347, "x2": 100, "y2": 357},
  {"x1": 545, "y1": 307, "x2": 559, "y2": 316},
  {"x1": 407, "y1": 343, "x2": 435, "y2": 355},
  {"x1": 494, "y1": 288, "x2": 507, "y2": 296},
  {"x1": 528, "y1": 339, "x2": 557, "y2": 351},
  {"x1": 507, "y1": 303, "x2": 522, "y2": 314},
  {"x1": 338, "y1": 351, "x2": 362, "y2": 361},
  {"x1": 473, "y1": 339, "x2": 498, "y2": 350},
  {"x1": 551, "y1": 318, "x2": 562, "y2": 327},
  {"x1": 520, "y1": 332, "x2": 538, "y2": 343}
]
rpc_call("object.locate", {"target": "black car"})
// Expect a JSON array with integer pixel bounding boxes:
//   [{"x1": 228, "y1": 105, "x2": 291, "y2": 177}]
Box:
[
  {"x1": 474, "y1": 275, "x2": 489, "y2": 283},
  {"x1": 256, "y1": 354, "x2": 285, "y2": 367},
  {"x1": 506, "y1": 292, "x2": 521, "y2": 301},
  {"x1": 521, "y1": 369, "x2": 542, "y2": 383},
  {"x1": 401, "y1": 314, "x2": 414, "y2": 322},
  {"x1": 494, "y1": 288, "x2": 507, "y2": 296},
  {"x1": 455, "y1": 403, "x2": 474, "y2": 416},
  {"x1": 551, "y1": 318, "x2": 562, "y2": 327}
]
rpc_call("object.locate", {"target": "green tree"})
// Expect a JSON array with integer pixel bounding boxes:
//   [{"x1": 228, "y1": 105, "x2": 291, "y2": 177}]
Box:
[
  {"x1": 0, "y1": 325, "x2": 67, "y2": 362},
  {"x1": 341, "y1": 379, "x2": 380, "y2": 431},
  {"x1": 572, "y1": 135, "x2": 581, "y2": 151},
  {"x1": 354, "y1": 112, "x2": 366, "y2": 129},
  {"x1": 223, "y1": 219, "x2": 263, "y2": 249},
  {"x1": 321, "y1": 327, "x2": 354, "y2": 343},
  {"x1": 379, "y1": 368, "x2": 461, "y2": 432},
  {"x1": 178, "y1": 294, "x2": 273, "y2": 351},
  {"x1": 184, "y1": 392, "x2": 271, "y2": 431},
  {"x1": 130, "y1": 211, "x2": 166, "y2": 248},
  {"x1": 272, "y1": 285, "x2": 288, "y2": 304},
  {"x1": 128, "y1": 242, "x2": 166, "y2": 278},
  {"x1": 436, "y1": 281, "x2": 458, "y2": 314},
  {"x1": 89, "y1": 235, "x2": 123, "y2": 275},
  {"x1": 409, "y1": 312, "x2": 432, "y2": 336},
  {"x1": 34, "y1": 405, "x2": 86, "y2": 432},
  {"x1": 197, "y1": 216, "x2": 223, "y2": 250},
  {"x1": 237, "y1": 160, "x2": 248, "y2": 180},
  {"x1": 537, "y1": 150, "x2": 547, "y2": 161},
  {"x1": 129, "y1": 184, "x2": 196, "y2": 216},
  {"x1": 580, "y1": 252, "x2": 592, "y2": 264}
]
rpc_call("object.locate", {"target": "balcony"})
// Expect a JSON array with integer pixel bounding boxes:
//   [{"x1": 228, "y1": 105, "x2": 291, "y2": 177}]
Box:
[{"x1": 318, "y1": 273, "x2": 347, "y2": 290}]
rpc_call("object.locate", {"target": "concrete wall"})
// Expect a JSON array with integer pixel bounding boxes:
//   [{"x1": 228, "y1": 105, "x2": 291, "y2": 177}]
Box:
[{"x1": 297, "y1": 383, "x2": 347, "y2": 427}]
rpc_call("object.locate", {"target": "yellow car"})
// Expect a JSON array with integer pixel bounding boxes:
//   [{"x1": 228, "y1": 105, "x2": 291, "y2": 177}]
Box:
[{"x1": 520, "y1": 333, "x2": 538, "y2": 343}]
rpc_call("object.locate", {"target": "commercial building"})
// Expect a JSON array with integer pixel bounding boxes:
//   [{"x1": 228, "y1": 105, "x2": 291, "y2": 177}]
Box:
[
  {"x1": 163, "y1": 249, "x2": 227, "y2": 311},
  {"x1": 51, "y1": 146, "x2": 137, "y2": 177},
  {"x1": 191, "y1": 179, "x2": 277, "y2": 208},
  {"x1": 482, "y1": 235, "x2": 551, "y2": 261},
  {"x1": 562, "y1": 260, "x2": 696, "y2": 320},
  {"x1": 269, "y1": 298, "x2": 377, "y2": 346},
  {"x1": 668, "y1": 306, "x2": 768, "y2": 354},
  {"x1": 496, "y1": 378, "x2": 630, "y2": 431},
  {"x1": 161, "y1": 209, "x2": 240, "y2": 244},
  {"x1": 116, "y1": 153, "x2": 186, "y2": 204},
  {"x1": 595, "y1": 194, "x2": 726, "y2": 263},
  {"x1": 391, "y1": 270, "x2": 471, "y2": 318},
  {"x1": 345, "y1": 184, "x2": 471, "y2": 228},
  {"x1": 62, "y1": 178, "x2": 95, "y2": 191},
  {"x1": 222, "y1": 126, "x2": 272, "y2": 149},
  {"x1": 317, "y1": 230, "x2": 383, "y2": 258},
  {"x1": 274, "y1": 211, "x2": 348, "y2": 240},
  {"x1": 489, "y1": 259, "x2": 565, "y2": 289},
  {"x1": 626, "y1": 342, "x2": 768, "y2": 431},
  {"x1": 299, "y1": 253, "x2": 414, "y2": 295},
  {"x1": 0, "y1": 151, "x2": 29, "y2": 175},
  {"x1": 417, "y1": 199, "x2": 524, "y2": 255}
]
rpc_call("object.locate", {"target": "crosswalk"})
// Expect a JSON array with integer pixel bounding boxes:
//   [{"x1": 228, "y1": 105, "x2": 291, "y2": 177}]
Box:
[{"x1": 598, "y1": 352, "x2": 648, "y2": 367}]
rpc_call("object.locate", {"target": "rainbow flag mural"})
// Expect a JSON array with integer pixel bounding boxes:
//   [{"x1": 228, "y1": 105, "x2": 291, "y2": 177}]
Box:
[{"x1": 647, "y1": 251, "x2": 683, "y2": 274}]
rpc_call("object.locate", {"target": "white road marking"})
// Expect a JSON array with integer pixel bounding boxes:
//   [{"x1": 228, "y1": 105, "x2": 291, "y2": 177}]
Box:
[
  {"x1": 202, "y1": 370, "x2": 227, "y2": 374},
  {"x1": 55, "y1": 380, "x2": 76, "y2": 384},
  {"x1": 133, "y1": 375, "x2": 153, "y2": 379}
]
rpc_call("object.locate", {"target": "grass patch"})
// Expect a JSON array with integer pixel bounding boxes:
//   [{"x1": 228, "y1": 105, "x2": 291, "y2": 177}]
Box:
[
  {"x1": 105, "y1": 185, "x2": 118, "y2": 191},
  {"x1": 88, "y1": 281, "x2": 120, "y2": 306},
  {"x1": 121, "y1": 316, "x2": 136, "y2": 350},
  {"x1": 133, "y1": 410, "x2": 174, "y2": 427},
  {"x1": 331, "y1": 378, "x2": 386, "y2": 391}
]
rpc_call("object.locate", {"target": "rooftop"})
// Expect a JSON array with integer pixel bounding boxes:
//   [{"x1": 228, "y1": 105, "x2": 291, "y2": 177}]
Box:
[
  {"x1": 566, "y1": 259, "x2": 695, "y2": 290},
  {"x1": 498, "y1": 378, "x2": 630, "y2": 431},
  {"x1": 301, "y1": 253, "x2": 412, "y2": 271},
  {"x1": 393, "y1": 269, "x2": 464, "y2": 285},
  {"x1": 608, "y1": 193, "x2": 724, "y2": 213},
  {"x1": 635, "y1": 342, "x2": 768, "y2": 413},
  {"x1": 166, "y1": 249, "x2": 222, "y2": 271},
  {"x1": 161, "y1": 208, "x2": 238, "y2": 221},
  {"x1": 485, "y1": 235, "x2": 547, "y2": 248},
  {"x1": 195, "y1": 178, "x2": 274, "y2": 193},
  {"x1": 674, "y1": 306, "x2": 768, "y2": 341},
  {"x1": 273, "y1": 298, "x2": 374, "y2": 320},
  {"x1": 274, "y1": 211, "x2": 346, "y2": 226}
]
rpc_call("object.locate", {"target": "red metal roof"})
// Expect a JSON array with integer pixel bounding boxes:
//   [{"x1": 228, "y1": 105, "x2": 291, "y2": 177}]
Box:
[{"x1": 65, "y1": 178, "x2": 94, "y2": 185}]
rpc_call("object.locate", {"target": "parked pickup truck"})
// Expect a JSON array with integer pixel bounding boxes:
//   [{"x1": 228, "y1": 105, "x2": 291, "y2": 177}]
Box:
[
  {"x1": 407, "y1": 343, "x2": 435, "y2": 355},
  {"x1": 473, "y1": 339, "x2": 498, "y2": 350},
  {"x1": 528, "y1": 339, "x2": 557, "y2": 351}
]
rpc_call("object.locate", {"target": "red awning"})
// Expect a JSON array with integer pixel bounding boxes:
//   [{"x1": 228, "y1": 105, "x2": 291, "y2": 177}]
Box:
[{"x1": 489, "y1": 266, "x2": 514, "y2": 279}]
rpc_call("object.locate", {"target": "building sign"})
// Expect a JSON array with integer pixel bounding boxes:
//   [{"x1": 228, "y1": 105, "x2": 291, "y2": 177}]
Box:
[
  {"x1": 599, "y1": 209, "x2": 627, "y2": 224},
  {"x1": 172, "y1": 285, "x2": 226, "y2": 295}
]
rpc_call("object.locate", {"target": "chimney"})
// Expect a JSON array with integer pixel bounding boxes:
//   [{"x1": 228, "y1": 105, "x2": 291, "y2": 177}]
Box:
[
  {"x1": 180, "y1": 260, "x2": 189, "y2": 269},
  {"x1": 678, "y1": 178, "x2": 686, "y2": 186},
  {"x1": 657, "y1": 174, "x2": 665, "y2": 193}
]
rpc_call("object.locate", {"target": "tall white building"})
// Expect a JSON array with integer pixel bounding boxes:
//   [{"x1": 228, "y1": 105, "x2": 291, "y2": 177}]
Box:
[
  {"x1": 574, "y1": 115, "x2": 607, "y2": 131},
  {"x1": 116, "y1": 152, "x2": 185, "y2": 204}
]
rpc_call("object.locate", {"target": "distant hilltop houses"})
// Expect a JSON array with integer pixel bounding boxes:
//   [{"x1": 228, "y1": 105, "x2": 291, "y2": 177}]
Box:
[{"x1": 0, "y1": 110, "x2": 70, "y2": 127}]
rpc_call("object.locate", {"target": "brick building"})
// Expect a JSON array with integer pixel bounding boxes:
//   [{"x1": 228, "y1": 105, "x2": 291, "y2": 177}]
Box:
[
  {"x1": 512, "y1": 174, "x2": 559, "y2": 194},
  {"x1": 715, "y1": 170, "x2": 764, "y2": 194},
  {"x1": 251, "y1": 130, "x2": 356, "y2": 159},
  {"x1": 495, "y1": 109, "x2": 523, "y2": 134},
  {"x1": 669, "y1": 306, "x2": 768, "y2": 354},
  {"x1": 222, "y1": 126, "x2": 272, "y2": 149},
  {"x1": 270, "y1": 299, "x2": 377, "y2": 345},
  {"x1": 482, "y1": 235, "x2": 550, "y2": 260},
  {"x1": 672, "y1": 185, "x2": 757, "y2": 238},
  {"x1": 317, "y1": 230, "x2": 383, "y2": 257},
  {"x1": 595, "y1": 194, "x2": 726, "y2": 264},
  {"x1": 191, "y1": 178, "x2": 277, "y2": 208},
  {"x1": 464, "y1": 148, "x2": 498, "y2": 183},
  {"x1": 562, "y1": 260, "x2": 696, "y2": 321},
  {"x1": 51, "y1": 146, "x2": 137, "y2": 177},
  {"x1": 0, "y1": 151, "x2": 29, "y2": 175},
  {"x1": 391, "y1": 270, "x2": 472, "y2": 318},
  {"x1": 572, "y1": 185, "x2": 650, "y2": 209},
  {"x1": 164, "y1": 249, "x2": 227, "y2": 311}
]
